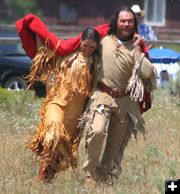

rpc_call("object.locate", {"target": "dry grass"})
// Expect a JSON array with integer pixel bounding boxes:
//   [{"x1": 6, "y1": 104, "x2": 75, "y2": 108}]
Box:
[{"x1": 0, "y1": 89, "x2": 179, "y2": 194}]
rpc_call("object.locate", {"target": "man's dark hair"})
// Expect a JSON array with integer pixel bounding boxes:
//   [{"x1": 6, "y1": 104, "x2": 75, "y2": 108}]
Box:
[{"x1": 108, "y1": 6, "x2": 138, "y2": 35}]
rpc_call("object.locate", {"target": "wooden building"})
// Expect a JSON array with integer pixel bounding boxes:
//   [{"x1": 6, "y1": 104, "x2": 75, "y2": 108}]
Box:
[
  {"x1": 37, "y1": 0, "x2": 143, "y2": 25},
  {"x1": 37, "y1": 0, "x2": 180, "y2": 41},
  {"x1": 0, "y1": 0, "x2": 11, "y2": 17},
  {"x1": 1, "y1": 0, "x2": 180, "y2": 40},
  {"x1": 39, "y1": 0, "x2": 180, "y2": 40}
]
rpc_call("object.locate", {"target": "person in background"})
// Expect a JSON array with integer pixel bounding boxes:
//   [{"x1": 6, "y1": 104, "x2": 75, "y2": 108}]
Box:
[
  {"x1": 25, "y1": 27, "x2": 101, "y2": 183},
  {"x1": 131, "y1": 4, "x2": 157, "y2": 48},
  {"x1": 175, "y1": 69, "x2": 180, "y2": 97},
  {"x1": 160, "y1": 70, "x2": 169, "y2": 89}
]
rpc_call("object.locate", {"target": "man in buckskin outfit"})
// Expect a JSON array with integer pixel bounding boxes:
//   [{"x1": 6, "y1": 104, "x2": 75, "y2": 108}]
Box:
[{"x1": 81, "y1": 7, "x2": 157, "y2": 184}]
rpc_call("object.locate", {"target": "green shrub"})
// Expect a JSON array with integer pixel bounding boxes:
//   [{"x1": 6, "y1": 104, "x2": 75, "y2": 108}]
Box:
[
  {"x1": 175, "y1": 70, "x2": 180, "y2": 96},
  {"x1": 0, "y1": 87, "x2": 42, "y2": 116}
]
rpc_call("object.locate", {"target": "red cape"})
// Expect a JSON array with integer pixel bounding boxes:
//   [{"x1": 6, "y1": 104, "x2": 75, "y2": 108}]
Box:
[
  {"x1": 16, "y1": 13, "x2": 109, "y2": 59},
  {"x1": 16, "y1": 13, "x2": 151, "y2": 113},
  {"x1": 16, "y1": 13, "x2": 149, "y2": 59}
]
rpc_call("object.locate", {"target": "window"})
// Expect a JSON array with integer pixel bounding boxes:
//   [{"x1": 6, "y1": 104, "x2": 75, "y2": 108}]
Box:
[
  {"x1": 144, "y1": 0, "x2": 166, "y2": 26},
  {"x1": 58, "y1": 3, "x2": 77, "y2": 23}
]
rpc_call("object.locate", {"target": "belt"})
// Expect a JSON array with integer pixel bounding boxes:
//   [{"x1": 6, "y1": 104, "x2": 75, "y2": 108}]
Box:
[{"x1": 97, "y1": 81, "x2": 130, "y2": 98}]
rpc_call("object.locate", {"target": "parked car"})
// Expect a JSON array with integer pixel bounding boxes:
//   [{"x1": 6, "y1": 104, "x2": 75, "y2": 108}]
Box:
[{"x1": 0, "y1": 30, "x2": 45, "y2": 96}]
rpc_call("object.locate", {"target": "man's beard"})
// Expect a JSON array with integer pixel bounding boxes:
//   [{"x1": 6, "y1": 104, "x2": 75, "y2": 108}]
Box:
[{"x1": 117, "y1": 30, "x2": 135, "y2": 41}]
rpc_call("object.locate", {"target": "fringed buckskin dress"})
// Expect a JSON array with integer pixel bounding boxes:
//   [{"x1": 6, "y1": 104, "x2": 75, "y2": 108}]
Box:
[{"x1": 26, "y1": 45, "x2": 99, "y2": 182}]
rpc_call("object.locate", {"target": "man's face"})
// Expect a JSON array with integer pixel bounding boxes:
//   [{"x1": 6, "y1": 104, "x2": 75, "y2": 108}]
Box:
[{"x1": 117, "y1": 10, "x2": 135, "y2": 40}]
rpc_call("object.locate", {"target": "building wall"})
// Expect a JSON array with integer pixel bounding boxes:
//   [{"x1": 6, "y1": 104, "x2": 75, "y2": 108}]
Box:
[
  {"x1": 0, "y1": 0, "x2": 11, "y2": 17},
  {"x1": 38, "y1": 0, "x2": 142, "y2": 25},
  {"x1": 153, "y1": 0, "x2": 180, "y2": 40},
  {"x1": 76, "y1": 0, "x2": 142, "y2": 26},
  {"x1": 38, "y1": 0, "x2": 180, "y2": 40},
  {"x1": 166, "y1": 0, "x2": 180, "y2": 28}
]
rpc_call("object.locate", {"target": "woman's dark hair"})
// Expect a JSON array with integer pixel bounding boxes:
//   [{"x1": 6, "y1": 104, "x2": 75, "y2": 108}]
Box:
[
  {"x1": 81, "y1": 27, "x2": 101, "y2": 74},
  {"x1": 108, "y1": 6, "x2": 138, "y2": 36},
  {"x1": 81, "y1": 27, "x2": 101, "y2": 46}
]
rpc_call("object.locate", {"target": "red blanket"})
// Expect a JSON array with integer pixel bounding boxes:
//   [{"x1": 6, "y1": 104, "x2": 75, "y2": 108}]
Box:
[
  {"x1": 16, "y1": 13, "x2": 151, "y2": 113},
  {"x1": 16, "y1": 13, "x2": 109, "y2": 59}
]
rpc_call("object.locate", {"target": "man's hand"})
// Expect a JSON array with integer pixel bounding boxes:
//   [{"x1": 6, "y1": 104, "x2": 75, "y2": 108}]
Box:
[
  {"x1": 133, "y1": 34, "x2": 143, "y2": 59},
  {"x1": 133, "y1": 34, "x2": 143, "y2": 49}
]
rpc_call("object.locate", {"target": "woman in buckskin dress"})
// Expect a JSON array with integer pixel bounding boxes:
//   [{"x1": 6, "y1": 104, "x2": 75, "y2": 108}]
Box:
[{"x1": 25, "y1": 27, "x2": 101, "y2": 183}]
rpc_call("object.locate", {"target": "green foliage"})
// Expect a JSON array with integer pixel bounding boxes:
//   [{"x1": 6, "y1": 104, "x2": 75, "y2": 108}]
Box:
[
  {"x1": 175, "y1": 69, "x2": 180, "y2": 95},
  {"x1": 154, "y1": 44, "x2": 180, "y2": 53},
  {"x1": 143, "y1": 144, "x2": 165, "y2": 163},
  {"x1": 168, "y1": 45, "x2": 180, "y2": 53},
  {"x1": 0, "y1": 87, "x2": 42, "y2": 116},
  {"x1": 10, "y1": 0, "x2": 42, "y2": 19},
  {"x1": 154, "y1": 175, "x2": 164, "y2": 194}
]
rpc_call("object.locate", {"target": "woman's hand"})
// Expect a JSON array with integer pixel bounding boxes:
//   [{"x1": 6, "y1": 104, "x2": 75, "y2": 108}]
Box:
[{"x1": 36, "y1": 35, "x2": 43, "y2": 49}]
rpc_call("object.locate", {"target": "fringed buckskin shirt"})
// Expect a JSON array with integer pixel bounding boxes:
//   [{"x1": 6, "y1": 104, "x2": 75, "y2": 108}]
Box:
[{"x1": 82, "y1": 35, "x2": 157, "y2": 134}]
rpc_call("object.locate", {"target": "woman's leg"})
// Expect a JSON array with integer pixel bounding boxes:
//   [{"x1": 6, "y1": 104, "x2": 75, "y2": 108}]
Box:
[{"x1": 36, "y1": 103, "x2": 67, "y2": 182}]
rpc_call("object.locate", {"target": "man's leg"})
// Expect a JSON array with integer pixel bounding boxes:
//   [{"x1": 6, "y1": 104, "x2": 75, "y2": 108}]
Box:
[
  {"x1": 113, "y1": 122, "x2": 132, "y2": 178},
  {"x1": 83, "y1": 105, "x2": 112, "y2": 181},
  {"x1": 100, "y1": 113, "x2": 131, "y2": 180}
]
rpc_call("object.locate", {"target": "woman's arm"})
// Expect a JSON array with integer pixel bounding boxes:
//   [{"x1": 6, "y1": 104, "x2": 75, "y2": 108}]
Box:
[{"x1": 36, "y1": 35, "x2": 43, "y2": 50}]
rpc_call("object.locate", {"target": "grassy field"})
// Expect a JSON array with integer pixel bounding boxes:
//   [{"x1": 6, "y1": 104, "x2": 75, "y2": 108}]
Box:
[{"x1": 0, "y1": 88, "x2": 179, "y2": 194}]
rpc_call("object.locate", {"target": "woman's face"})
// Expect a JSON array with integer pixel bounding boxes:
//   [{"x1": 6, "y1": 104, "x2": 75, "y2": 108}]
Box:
[{"x1": 80, "y1": 39, "x2": 97, "y2": 57}]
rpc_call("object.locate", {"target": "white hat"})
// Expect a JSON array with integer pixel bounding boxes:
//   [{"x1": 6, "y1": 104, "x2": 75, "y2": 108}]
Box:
[
  {"x1": 131, "y1": 4, "x2": 141, "y2": 13},
  {"x1": 131, "y1": 4, "x2": 145, "y2": 17}
]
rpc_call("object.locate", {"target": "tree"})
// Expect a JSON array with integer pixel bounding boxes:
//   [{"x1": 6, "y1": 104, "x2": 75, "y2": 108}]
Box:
[{"x1": 9, "y1": 0, "x2": 42, "y2": 19}]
